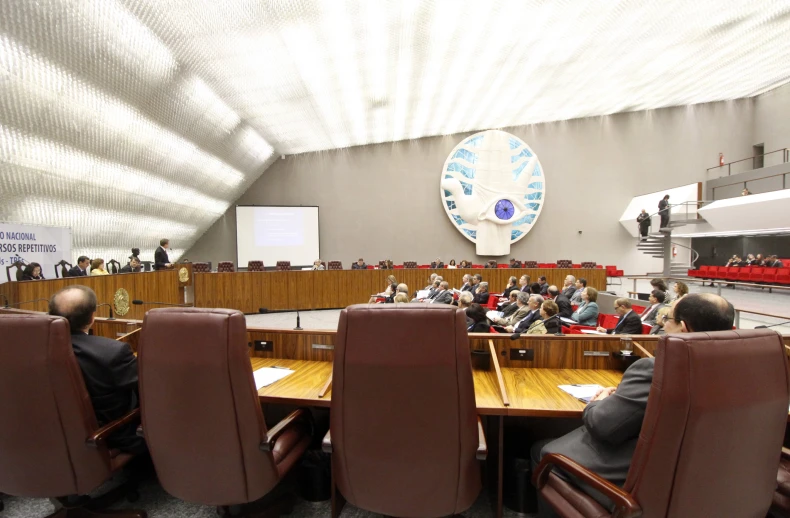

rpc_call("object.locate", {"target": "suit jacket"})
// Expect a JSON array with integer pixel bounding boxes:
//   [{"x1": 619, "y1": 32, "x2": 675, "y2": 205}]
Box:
[
  {"x1": 561, "y1": 286, "x2": 576, "y2": 299},
  {"x1": 153, "y1": 246, "x2": 170, "y2": 270},
  {"x1": 68, "y1": 265, "x2": 88, "y2": 277},
  {"x1": 520, "y1": 284, "x2": 530, "y2": 293},
  {"x1": 430, "y1": 290, "x2": 453, "y2": 304},
  {"x1": 553, "y1": 294, "x2": 573, "y2": 319},
  {"x1": 351, "y1": 263, "x2": 367, "y2": 270},
  {"x1": 495, "y1": 305, "x2": 530, "y2": 327},
  {"x1": 539, "y1": 358, "x2": 654, "y2": 500},
  {"x1": 570, "y1": 289, "x2": 584, "y2": 304},
  {"x1": 461, "y1": 283, "x2": 473, "y2": 292},
  {"x1": 500, "y1": 303, "x2": 519, "y2": 318},
  {"x1": 21, "y1": 274, "x2": 45, "y2": 281},
  {"x1": 510, "y1": 261, "x2": 522, "y2": 268},
  {"x1": 607, "y1": 310, "x2": 643, "y2": 335},
  {"x1": 119, "y1": 264, "x2": 141, "y2": 274},
  {"x1": 639, "y1": 303, "x2": 666, "y2": 326},
  {"x1": 467, "y1": 321, "x2": 491, "y2": 333},
  {"x1": 513, "y1": 310, "x2": 542, "y2": 333},
  {"x1": 571, "y1": 301, "x2": 599, "y2": 327},
  {"x1": 430, "y1": 262, "x2": 444, "y2": 269},
  {"x1": 658, "y1": 199, "x2": 669, "y2": 213},
  {"x1": 472, "y1": 291, "x2": 490, "y2": 305},
  {"x1": 539, "y1": 283, "x2": 549, "y2": 296},
  {"x1": 503, "y1": 285, "x2": 518, "y2": 298},
  {"x1": 70, "y1": 333, "x2": 144, "y2": 453},
  {"x1": 526, "y1": 317, "x2": 561, "y2": 335},
  {"x1": 636, "y1": 212, "x2": 650, "y2": 231}
]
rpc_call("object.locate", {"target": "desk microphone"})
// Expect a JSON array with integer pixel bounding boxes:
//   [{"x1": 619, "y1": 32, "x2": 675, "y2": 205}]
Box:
[
  {"x1": 294, "y1": 311, "x2": 303, "y2": 331},
  {"x1": 755, "y1": 321, "x2": 790, "y2": 329},
  {"x1": 132, "y1": 300, "x2": 192, "y2": 307},
  {"x1": 509, "y1": 313, "x2": 563, "y2": 340},
  {"x1": 96, "y1": 303, "x2": 115, "y2": 320},
  {"x1": 4, "y1": 298, "x2": 50, "y2": 308}
]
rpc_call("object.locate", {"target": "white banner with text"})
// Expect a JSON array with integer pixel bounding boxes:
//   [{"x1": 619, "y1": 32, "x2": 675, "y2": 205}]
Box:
[{"x1": 0, "y1": 222, "x2": 72, "y2": 283}]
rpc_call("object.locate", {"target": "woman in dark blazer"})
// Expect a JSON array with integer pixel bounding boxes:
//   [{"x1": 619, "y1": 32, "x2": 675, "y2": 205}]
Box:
[
  {"x1": 466, "y1": 303, "x2": 491, "y2": 333},
  {"x1": 21, "y1": 262, "x2": 45, "y2": 281}
]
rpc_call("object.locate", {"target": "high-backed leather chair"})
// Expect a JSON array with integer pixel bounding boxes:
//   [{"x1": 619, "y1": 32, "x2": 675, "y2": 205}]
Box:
[
  {"x1": 534, "y1": 329, "x2": 790, "y2": 518},
  {"x1": 327, "y1": 261, "x2": 343, "y2": 270},
  {"x1": 772, "y1": 449, "x2": 790, "y2": 517},
  {"x1": 247, "y1": 260, "x2": 264, "y2": 272},
  {"x1": 106, "y1": 259, "x2": 121, "y2": 274},
  {"x1": 0, "y1": 314, "x2": 145, "y2": 517},
  {"x1": 403, "y1": 261, "x2": 418, "y2": 269},
  {"x1": 276, "y1": 261, "x2": 291, "y2": 271},
  {"x1": 192, "y1": 262, "x2": 210, "y2": 273},
  {"x1": 217, "y1": 261, "x2": 235, "y2": 273},
  {"x1": 55, "y1": 260, "x2": 73, "y2": 278},
  {"x1": 138, "y1": 308, "x2": 311, "y2": 514},
  {"x1": 556, "y1": 259, "x2": 572, "y2": 268},
  {"x1": 5, "y1": 260, "x2": 26, "y2": 282},
  {"x1": 580, "y1": 261, "x2": 596, "y2": 268},
  {"x1": 323, "y1": 304, "x2": 485, "y2": 517},
  {"x1": 524, "y1": 260, "x2": 538, "y2": 268}
]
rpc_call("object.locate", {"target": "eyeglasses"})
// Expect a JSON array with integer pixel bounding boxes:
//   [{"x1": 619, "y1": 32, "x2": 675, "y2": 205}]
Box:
[{"x1": 660, "y1": 315, "x2": 681, "y2": 324}]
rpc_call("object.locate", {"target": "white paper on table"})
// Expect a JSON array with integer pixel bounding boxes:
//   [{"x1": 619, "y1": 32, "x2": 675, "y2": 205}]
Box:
[
  {"x1": 558, "y1": 384, "x2": 604, "y2": 403},
  {"x1": 580, "y1": 329, "x2": 605, "y2": 335},
  {"x1": 560, "y1": 317, "x2": 577, "y2": 324},
  {"x1": 486, "y1": 310, "x2": 504, "y2": 321},
  {"x1": 253, "y1": 367, "x2": 295, "y2": 389},
  {"x1": 416, "y1": 290, "x2": 431, "y2": 299}
]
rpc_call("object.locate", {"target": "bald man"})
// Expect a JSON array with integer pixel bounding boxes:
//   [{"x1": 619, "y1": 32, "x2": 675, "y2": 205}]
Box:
[
  {"x1": 531, "y1": 294, "x2": 735, "y2": 515},
  {"x1": 49, "y1": 285, "x2": 144, "y2": 454}
]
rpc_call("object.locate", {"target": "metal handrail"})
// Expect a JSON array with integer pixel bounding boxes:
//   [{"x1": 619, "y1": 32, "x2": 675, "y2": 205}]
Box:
[
  {"x1": 670, "y1": 241, "x2": 699, "y2": 266},
  {"x1": 706, "y1": 148, "x2": 789, "y2": 177},
  {"x1": 645, "y1": 200, "x2": 711, "y2": 224}
]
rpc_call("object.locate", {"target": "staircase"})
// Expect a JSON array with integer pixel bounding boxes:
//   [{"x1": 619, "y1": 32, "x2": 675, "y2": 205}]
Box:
[{"x1": 637, "y1": 216, "x2": 702, "y2": 277}]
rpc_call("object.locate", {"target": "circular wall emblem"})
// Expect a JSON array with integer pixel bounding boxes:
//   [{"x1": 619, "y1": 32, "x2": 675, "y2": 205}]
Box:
[
  {"x1": 114, "y1": 288, "x2": 130, "y2": 317},
  {"x1": 440, "y1": 130, "x2": 546, "y2": 256},
  {"x1": 178, "y1": 267, "x2": 189, "y2": 283}
]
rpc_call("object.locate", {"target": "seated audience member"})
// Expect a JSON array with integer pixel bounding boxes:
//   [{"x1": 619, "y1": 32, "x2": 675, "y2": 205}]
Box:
[
  {"x1": 312, "y1": 260, "x2": 325, "y2": 270},
  {"x1": 430, "y1": 258, "x2": 444, "y2": 268},
  {"x1": 458, "y1": 259, "x2": 469, "y2": 268},
  {"x1": 744, "y1": 253, "x2": 756, "y2": 265},
  {"x1": 369, "y1": 276, "x2": 398, "y2": 303},
  {"x1": 119, "y1": 256, "x2": 142, "y2": 273},
  {"x1": 383, "y1": 283, "x2": 398, "y2": 303},
  {"x1": 649, "y1": 306, "x2": 673, "y2": 335},
  {"x1": 492, "y1": 292, "x2": 531, "y2": 327},
  {"x1": 650, "y1": 278, "x2": 671, "y2": 303},
  {"x1": 529, "y1": 282, "x2": 542, "y2": 295},
  {"x1": 519, "y1": 274, "x2": 531, "y2": 292},
  {"x1": 352, "y1": 258, "x2": 367, "y2": 269},
  {"x1": 447, "y1": 259, "x2": 457, "y2": 269},
  {"x1": 48, "y1": 285, "x2": 145, "y2": 454},
  {"x1": 466, "y1": 303, "x2": 491, "y2": 333},
  {"x1": 547, "y1": 285, "x2": 572, "y2": 319},
  {"x1": 460, "y1": 274, "x2": 473, "y2": 292},
  {"x1": 561, "y1": 275, "x2": 576, "y2": 299},
  {"x1": 569, "y1": 277, "x2": 587, "y2": 304},
  {"x1": 532, "y1": 294, "x2": 735, "y2": 513},
  {"x1": 524, "y1": 300, "x2": 561, "y2": 335},
  {"x1": 537, "y1": 276, "x2": 549, "y2": 295},
  {"x1": 570, "y1": 287, "x2": 599, "y2": 326},
  {"x1": 639, "y1": 290, "x2": 667, "y2": 325},
  {"x1": 754, "y1": 253, "x2": 765, "y2": 266},
  {"x1": 471, "y1": 274, "x2": 483, "y2": 293},
  {"x1": 769, "y1": 255, "x2": 785, "y2": 267},
  {"x1": 497, "y1": 290, "x2": 520, "y2": 316},
  {"x1": 671, "y1": 281, "x2": 689, "y2": 306},
  {"x1": 473, "y1": 282, "x2": 490, "y2": 305},
  {"x1": 725, "y1": 255, "x2": 740, "y2": 267},
  {"x1": 393, "y1": 293, "x2": 409, "y2": 303},
  {"x1": 90, "y1": 258, "x2": 109, "y2": 276},
  {"x1": 68, "y1": 255, "x2": 90, "y2": 277},
  {"x1": 506, "y1": 295, "x2": 544, "y2": 333},
  {"x1": 396, "y1": 283, "x2": 409, "y2": 298},
  {"x1": 458, "y1": 291, "x2": 474, "y2": 326},
  {"x1": 502, "y1": 276, "x2": 518, "y2": 298},
  {"x1": 21, "y1": 262, "x2": 45, "y2": 281},
  {"x1": 484, "y1": 260, "x2": 497, "y2": 269},
  {"x1": 597, "y1": 298, "x2": 643, "y2": 334},
  {"x1": 510, "y1": 258, "x2": 522, "y2": 268},
  {"x1": 429, "y1": 281, "x2": 453, "y2": 304},
  {"x1": 427, "y1": 278, "x2": 442, "y2": 298},
  {"x1": 424, "y1": 273, "x2": 438, "y2": 290}
]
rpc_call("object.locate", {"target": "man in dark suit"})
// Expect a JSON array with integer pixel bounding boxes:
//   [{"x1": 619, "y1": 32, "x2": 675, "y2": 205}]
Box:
[
  {"x1": 470, "y1": 274, "x2": 483, "y2": 294},
  {"x1": 639, "y1": 290, "x2": 667, "y2": 326},
  {"x1": 658, "y1": 194, "x2": 670, "y2": 228},
  {"x1": 509, "y1": 258, "x2": 522, "y2": 268},
  {"x1": 48, "y1": 285, "x2": 145, "y2": 454},
  {"x1": 636, "y1": 208, "x2": 651, "y2": 239},
  {"x1": 153, "y1": 238, "x2": 172, "y2": 271},
  {"x1": 518, "y1": 274, "x2": 531, "y2": 292},
  {"x1": 67, "y1": 256, "x2": 90, "y2": 277},
  {"x1": 506, "y1": 294, "x2": 543, "y2": 333},
  {"x1": 597, "y1": 298, "x2": 644, "y2": 335},
  {"x1": 119, "y1": 256, "x2": 142, "y2": 273},
  {"x1": 430, "y1": 258, "x2": 444, "y2": 269},
  {"x1": 472, "y1": 282, "x2": 490, "y2": 305},
  {"x1": 532, "y1": 294, "x2": 734, "y2": 515},
  {"x1": 547, "y1": 286, "x2": 573, "y2": 319},
  {"x1": 351, "y1": 258, "x2": 367, "y2": 270},
  {"x1": 502, "y1": 276, "x2": 518, "y2": 298},
  {"x1": 429, "y1": 281, "x2": 453, "y2": 304},
  {"x1": 560, "y1": 275, "x2": 576, "y2": 299},
  {"x1": 460, "y1": 274, "x2": 473, "y2": 292},
  {"x1": 538, "y1": 276, "x2": 549, "y2": 296}
]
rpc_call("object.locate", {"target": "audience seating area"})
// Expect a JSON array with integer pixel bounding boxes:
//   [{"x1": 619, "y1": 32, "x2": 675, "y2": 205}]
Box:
[{"x1": 689, "y1": 264, "x2": 790, "y2": 285}]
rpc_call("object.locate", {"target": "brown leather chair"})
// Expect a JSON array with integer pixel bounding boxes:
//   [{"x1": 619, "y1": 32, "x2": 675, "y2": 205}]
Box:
[
  {"x1": 556, "y1": 259, "x2": 573, "y2": 268},
  {"x1": 137, "y1": 308, "x2": 311, "y2": 514},
  {"x1": 247, "y1": 260, "x2": 264, "y2": 272},
  {"x1": 327, "y1": 261, "x2": 343, "y2": 270},
  {"x1": 580, "y1": 261, "x2": 596, "y2": 269},
  {"x1": 403, "y1": 261, "x2": 418, "y2": 268},
  {"x1": 323, "y1": 304, "x2": 486, "y2": 517},
  {"x1": 524, "y1": 260, "x2": 538, "y2": 268},
  {"x1": 192, "y1": 262, "x2": 210, "y2": 273},
  {"x1": 0, "y1": 314, "x2": 145, "y2": 517},
  {"x1": 275, "y1": 261, "x2": 291, "y2": 271},
  {"x1": 534, "y1": 329, "x2": 790, "y2": 518},
  {"x1": 217, "y1": 261, "x2": 235, "y2": 273}
]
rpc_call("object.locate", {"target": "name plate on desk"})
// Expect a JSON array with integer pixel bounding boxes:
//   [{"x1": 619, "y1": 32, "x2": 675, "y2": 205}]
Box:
[
  {"x1": 583, "y1": 351, "x2": 610, "y2": 357},
  {"x1": 312, "y1": 344, "x2": 334, "y2": 350},
  {"x1": 510, "y1": 349, "x2": 534, "y2": 361}
]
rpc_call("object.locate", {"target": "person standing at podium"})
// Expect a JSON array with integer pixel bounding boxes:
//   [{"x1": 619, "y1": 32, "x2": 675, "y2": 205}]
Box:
[{"x1": 154, "y1": 238, "x2": 172, "y2": 270}]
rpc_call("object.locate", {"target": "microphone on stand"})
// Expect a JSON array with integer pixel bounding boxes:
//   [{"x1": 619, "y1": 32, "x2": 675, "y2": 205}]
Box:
[
  {"x1": 131, "y1": 300, "x2": 192, "y2": 307},
  {"x1": 96, "y1": 303, "x2": 115, "y2": 320},
  {"x1": 3, "y1": 298, "x2": 50, "y2": 308},
  {"x1": 294, "y1": 311, "x2": 303, "y2": 331},
  {"x1": 755, "y1": 321, "x2": 790, "y2": 329}
]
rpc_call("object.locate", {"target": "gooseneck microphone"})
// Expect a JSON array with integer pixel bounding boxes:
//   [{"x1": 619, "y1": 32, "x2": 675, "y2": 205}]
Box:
[
  {"x1": 132, "y1": 300, "x2": 192, "y2": 307},
  {"x1": 755, "y1": 321, "x2": 790, "y2": 329},
  {"x1": 96, "y1": 303, "x2": 115, "y2": 320},
  {"x1": 294, "y1": 311, "x2": 303, "y2": 331},
  {"x1": 510, "y1": 313, "x2": 563, "y2": 340},
  {"x1": 3, "y1": 298, "x2": 50, "y2": 308}
]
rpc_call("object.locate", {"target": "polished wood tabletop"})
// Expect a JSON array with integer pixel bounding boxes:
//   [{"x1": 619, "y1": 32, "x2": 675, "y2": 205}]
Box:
[{"x1": 251, "y1": 358, "x2": 333, "y2": 407}]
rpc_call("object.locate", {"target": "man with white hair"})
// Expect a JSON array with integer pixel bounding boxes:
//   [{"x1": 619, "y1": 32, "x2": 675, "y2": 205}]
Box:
[
  {"x1": 429, "y1": 281, "x2": 453, "y2": 304},
  {"x1": 506, "y1": 294, "x2": 544, "y2": 333},
  {"x1": 460, "y1": 274, "x2": 473, "y2": 292},
  {"x1": 561, "y1": 275, "x2": 577, "y2": 299},
  {"x1": 492, "y1": 292, "x2": 531, "y2": 327},
  {"x1": 472, "y1": 281, "x2": 490, "y2": 305}
]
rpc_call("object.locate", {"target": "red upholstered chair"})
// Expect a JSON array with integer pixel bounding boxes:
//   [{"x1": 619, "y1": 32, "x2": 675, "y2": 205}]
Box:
[
  {"x1": 749, "y1": 267, "x2": 765, "y2": 282},
  {"x1": 217, "y1": 261, "x2": 235, "y2": 273},
  {"x1": 472, "y1": 264, "x2": 484, "y2": 269},
  {"x1": 763, "y1": 267, "x2": 779, "y2": 284},
  {"x1": 403, "y1": 261, "x2": 418, "y2": 269},
  {"x1": 324, "y1": 304, "x2": 485, "y2": 517},
  {"x1": 497, "y1": 264, "x2": 509, "y2": 268},
  {"x1": 631, "y1": 304, "x2": 646, "y2": 314},
  {"x1": 534, "y1": 329, "x2": 789, "y2": 518},
  {"x1": 737, "y1": 266, "x2": 752, "y2": 282},
  {"x1": 328, "y1": 261, "x2": 343, "y2": 270},
  {"x1": 247, "y1": 260, "x2": 264, "y2": 272},
  {"x1": 580, "y1": 261, "x2": 596, "y2": 269},
  {"x1": 605, "y1": 265, "x2": 624, "y2": 277},
  {"x1": 777, "y1": 268, "x2": 790, "y2": 285},
  {"x1": 276, "y1": 261, "x2": 291, "y2": 271},
  {"x1": 138, "y1": 308, "x2": 312, "y2": 515},
  {"x1": 723, "y1": 266, "x2": 740, "y2": 281},
  {"x1": 394, "y1": 265, "x2": 404, "y2": 269},
  {"x1": 525, "y1": 261, "x2": 538, "y2": 268},
  {"x1": 557, "y1": 260, "x2": 572, "y2": 268},
  {"x1": 0, "y1": 314, "x2": 146, "y2": 518},
  {"x1": 193, "y1": 262, "x2": 210, "y2": 273}
]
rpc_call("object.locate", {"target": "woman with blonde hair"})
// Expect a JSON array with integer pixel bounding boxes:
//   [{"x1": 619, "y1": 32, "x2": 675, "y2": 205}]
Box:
[
  {"x1": 90, "y1": 258, "x2": 109, "y2": 276},
  {"x1": 393, "y1": 293, "x2": 409, "y2": 303},
  {"x1": 526, "y1": 300, "x2": 561, "y2": 335}
]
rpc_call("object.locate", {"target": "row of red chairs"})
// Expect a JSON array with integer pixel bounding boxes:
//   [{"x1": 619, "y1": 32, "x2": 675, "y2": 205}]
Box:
[{"x1": 688, "y1": 265, "x2": 790, "y2": 285}]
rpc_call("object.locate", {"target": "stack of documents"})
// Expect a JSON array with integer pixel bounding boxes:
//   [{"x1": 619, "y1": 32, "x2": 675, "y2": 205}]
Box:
[
  {"x1": 560, "y1": 317, "x2": 577, "y2": 324},
  {"x1": 486, "y1": 310, "x2": 504, "y2": 321},
  {"x1": 580, "y1": 329, "x2": 605, "y2": 335},
  {"x1": 558, "y1": 384, "x2": 604, "y2": 403},
  {"x1": 253, "y1": 367, "x2": 294, "y2": 389},
  {"x1": 416, "y1": 289, "x2": 431, "y2": 299}
]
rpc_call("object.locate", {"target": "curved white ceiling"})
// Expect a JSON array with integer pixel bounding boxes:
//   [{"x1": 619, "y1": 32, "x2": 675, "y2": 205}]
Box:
[{"x1": 2, "y1": 0, "x2": 790, "y2": 263}]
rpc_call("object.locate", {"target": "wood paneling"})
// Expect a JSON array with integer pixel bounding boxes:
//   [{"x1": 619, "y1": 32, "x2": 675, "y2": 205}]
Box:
[
  {"x1": 193, "y1": 268, "x2": 606, "y2": 313},
  {"x1": 247, "y1": 328, "x2": 336, "y2": 361}
]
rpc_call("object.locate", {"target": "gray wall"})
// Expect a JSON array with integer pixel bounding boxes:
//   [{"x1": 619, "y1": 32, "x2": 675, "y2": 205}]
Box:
[
  {"x1": 754, "y1": 82, "x2": 790, "y2": 168},
  {"x1": 186, "y1": 99, "x2": 756, "y2": 275}
]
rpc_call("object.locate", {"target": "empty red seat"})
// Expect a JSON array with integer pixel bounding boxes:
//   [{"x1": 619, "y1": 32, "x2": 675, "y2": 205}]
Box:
[
  {"x1": 572, "y1": 264, "x2": 581, "y2": 269},
  {"x1": 763, "y1": 268, "x2": 778, "y2": 283},
  {"x1": 712, "y1": 266, "x2": 728, "y2": 279},
  {"x1": 724, "y1": 267, "x2": 741, "y2": 281},
  {"x1": 472, "y1": 264, "x2": 483, "y2": 269},
  {"x1": 737, "y1": 267, "x2": 753, "y2": 282},
  {"x1": 632, "y1": 304, "x2": 646, "y2": 314},
  {"x1": 749, "y1": 267, "x2": 765, "y2": 282},
  {"x1": 777, "y1": 269, "x2": 790, "y2": 285}
]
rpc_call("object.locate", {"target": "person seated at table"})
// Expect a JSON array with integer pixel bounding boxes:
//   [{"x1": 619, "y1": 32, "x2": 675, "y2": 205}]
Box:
[
  {"x1": 446, "y1": 259, "x2": 457, "y2": 269},
  {"x1": 502, "y1": 276, "x2": 519, "y2": 299},
  {"x1": 352, "y1": 258, "x2": 367, "y2": 270},
  {"x1": 458, "y1": 259, "x2": 469, "y2": 268},
  {"x1": 569, "y1": 277, "x2": 587, "y2": 304},
  {"x1": 531, "y1": 294, "x2": 735, "y2": 515},
  {"x1": 465, "y1": 303, "x2": 491, "y2": 333},
  {"x1": 473, "y1": 282, "x2": 490, "y2": 305},
  {"x1": 492, "y1": 292, "x2": 531, "y2": 327},
  {"x1": 89, "y1": 258, "x2": 109, "y2": 276},
  {"x1": 510, "y1": 258, "x2": 522, "y2": 268},
  {"x1": 393, "y1": 293, "x2": 409, "y2": 303},
  {"x1": 546, "y1": 285, "x2": 573, "y2": 319},
  {"x1": 119, "y1": 256, "x2": 142, "y2": 273},
  {"x1": 68, "y1": 256, "x2": 91, "y2": 277},
  {"x1": 484, "y1": 260, "x2": 497, "y2": 269},
  {"x1": 506, "y1": 295, "x2": 543, "y2": 333},
  {"x1": 530, "y1": 282, "x2": 542, "y2": 295},
  {"x1": 21, "y1": 262, "x2": 45, "y2": 281},
  {"x1": 311, "y1": 259, "x2": 325, "y2": 270},
  {"x1": 430, "y1": 258, "x2": 444, "y2": 269},
  {"x1": 596, "y1": 298, "x2": 643, "y2": 334},
  {"x1": 523, "y1": 300, "x2": 561, "y2": 335},
  {"x1": 48, "y1": 285, "x2": 145, "y2": 454},
  {"x1": 497, "y1": 290, "x2": 518, "y2": 313},
  {"x1": 570, "y1": 287, "x2": 599, "y2": 326}
]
